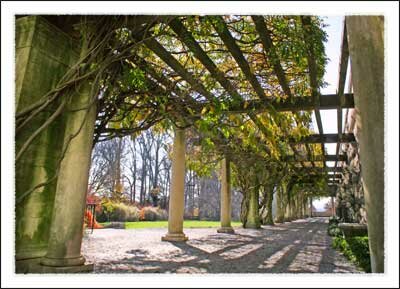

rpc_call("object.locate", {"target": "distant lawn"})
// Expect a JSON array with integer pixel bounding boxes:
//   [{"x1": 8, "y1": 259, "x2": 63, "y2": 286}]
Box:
[{"x1": 99, "y1": 220, "x2": 242, "y2": 229}]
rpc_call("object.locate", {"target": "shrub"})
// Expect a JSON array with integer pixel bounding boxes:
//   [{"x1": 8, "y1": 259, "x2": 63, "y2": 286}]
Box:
[
  {"x1": 139, "y1": 206, "x2": 168, "y2": 221},
  {"x1": 332, "y1": 235, "x2": 371, "y2": 272},
  {"x1": 328, "y1": 216, "x2": 339, "y2": 226},
  {"x1": 328, "y1": 226, "x2": 343, "y2": 237},
  {"x1": 327, "y1": 217, "x2": 342, "y2": 237},
  {"x1": 97, "y1": 201, "x2": 140, "y2": 222}
]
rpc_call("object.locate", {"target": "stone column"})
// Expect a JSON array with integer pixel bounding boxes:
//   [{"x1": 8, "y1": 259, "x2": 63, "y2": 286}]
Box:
[
  {"x1": 162, "y1": 127, "x2": 188, "y2": 241},
  {"x1": 40, "y1": 27, "x2": 97, "y2": 267},
  {"x1": 217, "y1": 158, "x2": 234, "y2": 233},
  {"x1": 346, "y1": 16, "x2": 384, "y2": 273},
  {"x1": 275, "y1": 187, "x2": 285, "y2": 223},
  {"x1": 15, "y1": 16, "x2": 78, "y2": 268},
  {"x1": 284, "y1": 195, "x2": 291, "y2": 222},
  {"x1": 40, "y1": 79, "x2": 97, "y2": 268},
  {"x1": 245, "y1": 185, "x2": 261, "y2": 229}
]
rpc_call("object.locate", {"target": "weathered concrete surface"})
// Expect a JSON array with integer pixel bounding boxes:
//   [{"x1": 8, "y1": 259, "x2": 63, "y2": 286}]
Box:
[
  {"x1": 346, "y1": 16, "x2": 384, "y2": 273},
  {"x1": 15, "y1": 16, "x2": 78, "y2": 262},
  {"x1": 81, "y1": 218, "x2": 363, "y2": 273},
  {"x1": 339, "y1": 223, "x2": 368, "y2": 238}
]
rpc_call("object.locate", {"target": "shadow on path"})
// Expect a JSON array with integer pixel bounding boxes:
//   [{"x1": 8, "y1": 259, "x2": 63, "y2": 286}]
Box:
[{"x1": 82, "y1": 218, "x2": 363, "y2": 273}]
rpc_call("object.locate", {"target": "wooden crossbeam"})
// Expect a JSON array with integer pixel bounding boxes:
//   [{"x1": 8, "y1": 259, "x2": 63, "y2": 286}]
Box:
[
  {"x1": 285, "y1": 154, "x2": 347, "y2": 162},
  {"x1": 210, "y1": 16, "x2": 267, "y2": 100},
  {"x1": 252, "y1": 16, "x2": 292, "y2": 98},
  {"x1": 169, "y1": 18, "x2": 242, "y2": 102},
  {"x1": 225, "y1": 93, "x2": 354, "y2": 113},
  {"x1": 290, "y1": 133, "x2": 355, "y2": 144},
  {"x1": 297, "y1": 167, "x2": 343, "y2": 173},
  {"x1": 168, "y1": 18, "x2": 275, "y2": 146},
  {"x1": 142, "y1": 37, "x2": 214, "y2": 101}
]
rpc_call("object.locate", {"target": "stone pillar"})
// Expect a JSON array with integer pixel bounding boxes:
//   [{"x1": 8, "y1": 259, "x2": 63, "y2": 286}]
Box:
[
  {"x1": 15, "y1": 16, "x2": 78, "y2": 267},
  {"x1": 346, "y1": 16, "x2": 384, "y2": 273},
  {"x1": 40, "y1": 83, "x2": 97, "y2": 268},
  {"x1": 245, "y1": 185, "x2": 261, "y2": 229},
  {"x1": 275, "y1": 187, "x2": 285, "y2": 223},
  {"x1": 290, "y1": 196, "x2": 297, "y2": 220},
  {"x1": 284, "y1": 195, "x2": 291, "y2": 221},
  {"x1": 40, "y1": 27, "x2": 97, "y2": 267},
  {"x1": 217, "y1": 158, "x2": 234, "y2": 233},
  {"x1": 162, "y1": 127, "x2": 188, "y2": 241}
]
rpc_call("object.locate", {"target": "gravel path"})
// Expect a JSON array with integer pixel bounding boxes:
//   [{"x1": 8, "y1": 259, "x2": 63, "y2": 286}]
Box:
[{"x1": 81, "y1": 217, "x2": 363, "y2": 273}]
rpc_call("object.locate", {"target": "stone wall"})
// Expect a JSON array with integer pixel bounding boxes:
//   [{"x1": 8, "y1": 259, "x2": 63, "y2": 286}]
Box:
[{"x1": 335, "y1": 108, "x2": 367, "y2": 224}]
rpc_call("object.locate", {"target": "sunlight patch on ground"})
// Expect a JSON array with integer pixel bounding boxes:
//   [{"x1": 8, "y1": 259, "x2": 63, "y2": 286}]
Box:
[
  {"x1": 287, "y1": 245, "x2": 324, "y2": 272},
  {"x1": 220, "y1": 243, "x2": 264, "y2": 260},
  {"x1": 258, "y1": 244, "x2": 295, "y2": 269}
]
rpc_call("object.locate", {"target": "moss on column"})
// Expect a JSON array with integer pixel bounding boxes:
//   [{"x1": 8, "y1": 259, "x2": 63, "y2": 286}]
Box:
[
  {"x1": 15, "y1": 16, "x2": 79, "y2": 262},
  {"x1": 245, "y1": 184, "x2": 261, "y2": 229}
]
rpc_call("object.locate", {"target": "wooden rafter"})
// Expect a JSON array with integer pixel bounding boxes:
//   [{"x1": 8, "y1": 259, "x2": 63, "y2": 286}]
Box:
[
  {"x1": 168, "y1": 18, "x2": 277, "y2": 147},
  {"x1": 252, "y1": 15, "x2": 293, "y2": 98},
  {"x1": 142, "y1": 37, "x2": 214, "y2": 101},
  {"x1": 334, "y1": 19, "x2": 350, "y2": 178},
  {"x1": 210, "y1": 16, "x2": 268, "y2": 100}
]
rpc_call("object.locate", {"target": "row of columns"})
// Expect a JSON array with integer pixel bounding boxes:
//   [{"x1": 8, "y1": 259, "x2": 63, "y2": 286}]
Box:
[{"x1": 162, "y1": 127, "x2": 234, "y2": 241}]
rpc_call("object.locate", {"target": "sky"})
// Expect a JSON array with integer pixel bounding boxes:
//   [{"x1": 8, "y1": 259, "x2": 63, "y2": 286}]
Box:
[{"x1": 311, "y1": 16, "x2": 345, "y2": 211}]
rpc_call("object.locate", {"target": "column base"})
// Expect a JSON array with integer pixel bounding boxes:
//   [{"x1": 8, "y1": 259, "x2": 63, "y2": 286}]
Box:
[
  {"x1": 217, "y1": 227, "x2": 235, "y2": 234},
  {"x1": 16, "y1": 258, "x2": 93, "y2": 273},
  {"x1": 244, "y1": 222, "x2": 261, "y2": 229},
  {"x1": 161, "y1": 233, "x2": 188, "y2": 242},
  {"x1": 40, "y1": 255, "x2": 86, "y2": 267}
]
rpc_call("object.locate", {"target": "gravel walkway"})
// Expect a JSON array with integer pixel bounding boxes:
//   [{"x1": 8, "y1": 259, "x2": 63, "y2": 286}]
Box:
[{"x1": 81, "y1": 217, "x2": 363, "y2": 273}]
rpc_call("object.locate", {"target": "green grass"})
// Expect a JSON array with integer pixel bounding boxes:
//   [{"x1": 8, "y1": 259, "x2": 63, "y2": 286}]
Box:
[{"x1": 100, "y1": 220, "x2": 242, "y2": 229}]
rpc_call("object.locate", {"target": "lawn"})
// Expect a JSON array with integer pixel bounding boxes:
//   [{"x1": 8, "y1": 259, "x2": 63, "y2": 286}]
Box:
[{"x1": 100, "y1": 220, "x2": 242, "y2": 229}]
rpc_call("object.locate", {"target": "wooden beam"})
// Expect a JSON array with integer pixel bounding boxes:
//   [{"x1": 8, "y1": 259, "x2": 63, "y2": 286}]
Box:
[
  {"x1": 337, "y1": 21, "x2": 349, "y2": 139},
  {"x1": 225, "y1": 93, "x2": 354, "y2": 113},
  {"x1": 168, "y1": 18, "x2": 275, "y2": 146},
  {"x1": 285, "y1": 154, "x2": 347, "y2": 162},
  {"x1": 142, "y1": 37, "x2": 214, "y2": 101},
  {"x1": 210, "y1": 16, "x2": 267, "y2": 100},
  {"x1": 335, "y1": 21, "x2": 350, "y2": 178},
  {"x1": 297, "y1": 167, "x2": 343, "y2": 173},
  {"x1": 252, "y1": 16, "x2": 292, "y2": 98},
  {"x1": 169, "y1": 18, "x2": 242, "y2": 102},
  {"x1": 301, "y1": 16, "x2": 326, "y2": 168},
  {"x1": 291, "y1": 133, "x2": 356, "y2": 144}
]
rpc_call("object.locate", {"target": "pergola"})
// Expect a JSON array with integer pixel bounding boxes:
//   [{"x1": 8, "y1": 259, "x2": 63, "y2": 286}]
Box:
[{"x1": 15, "y1": 15, "x2": 383, "y2": 273}]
